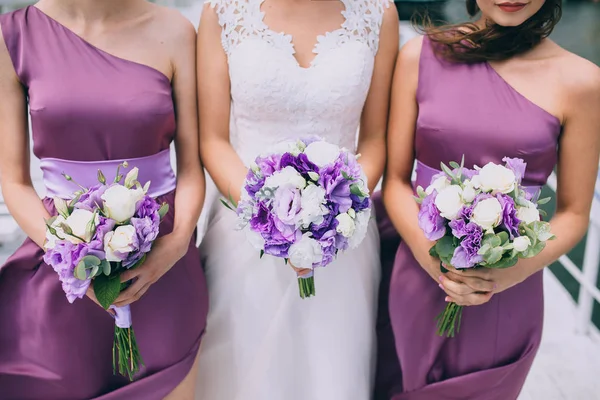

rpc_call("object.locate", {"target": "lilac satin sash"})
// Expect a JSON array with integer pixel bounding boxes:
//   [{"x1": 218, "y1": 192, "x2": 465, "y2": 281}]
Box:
[
  {"x1": 414, "y1": 160, "x2": 542, "y2": 197},
  {"x1": 40, "y1": 149, "x2": 176, "y2": 199}
]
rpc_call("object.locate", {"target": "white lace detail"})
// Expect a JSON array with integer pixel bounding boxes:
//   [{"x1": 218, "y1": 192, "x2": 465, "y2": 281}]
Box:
[{"x1": 205, "y1": 0, "x2": 389, "y2": 166}]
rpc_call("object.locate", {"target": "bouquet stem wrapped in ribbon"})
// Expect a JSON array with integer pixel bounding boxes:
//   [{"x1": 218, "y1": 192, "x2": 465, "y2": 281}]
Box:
[
  {"x1": 223, "y1": 138, "x2": 372, "y2": 298},
  {"x1": 416, "y1": 157, "x2": 555, "y2": 337},
  {"x1": 43, "y1": 162, "x2": 168, "y2": 379}
]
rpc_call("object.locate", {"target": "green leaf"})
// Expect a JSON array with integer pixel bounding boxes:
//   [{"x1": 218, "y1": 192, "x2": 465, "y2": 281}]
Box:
[
  {"x1": 220, "y1": 198, "x2": 235, "y2": 211},
  {"x1": 484, "y1": 246, "x2": 504, "y2": 264},
  {"x1": 68, "y1": 193, "x2": 82, "y2": 208},
  {"x1": 228, "y1": 192, "x2": 238, "y2": 209},
  {"x1": 350, "y1": 184, "x2": 365, "y2": 197},
  {"x1": 260, "y1": 250, "x2": 265, "y2": 259},
  {"x1": 523, "y1": 241, "x2": 546, "y2": 258},
  {"x1": 435, "y1": 236, "x2": 456, "y2": 265},
  {"x1": 536, "y1": 197, "x2": 551, "y2": 205},
  {"x1": 482, "y1": 233, "x2": 502, "y2": 249},
  {"x1": 91, "y1": 265, "x2": 99, "y2": 277},
  {"x1": 101, "y1": 259, "x2": 111, "y2": 276},
  {"x1": 485, "y1": 254, "x2": 519, "y2": 269},
  {"x1": 449, "y1": 161, "x2": 460, "y2": 170},
  {"x1": 496, "y1": 231, "x2": 509, "y2": 245},
  {"x1": 74, "y1": 261, "x2": 88, "y2": 280},
  {"x1": 429, "y1": 245, "x2": 439, "y2": 258},
  {"x1": 81, "y1": 255, "x2": 101, "y2": 268},
  {"x1": 94, "y1": 274, "x2": 122, "y2": 310},
  {"x1": 478, "y1": 243, "x2": 491, "y2": 256},
  {"x1": 341, "y1": 171, "x2": 352, "y2": 180},
  {"x1": 440, "y1": 162, "x2": 456, "y2": 181},
  {"x1": 531, "y1": 221, "x2": 555, "y2": 242},
  {"x1": 158, "y1": 203, "x2": 169, "y2": 219},
  {"x1": 416, "y1": 186, "x2": 427, "y2": 199}
]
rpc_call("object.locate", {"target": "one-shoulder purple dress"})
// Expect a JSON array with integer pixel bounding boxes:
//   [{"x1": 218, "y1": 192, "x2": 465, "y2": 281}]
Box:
[
  {"x1": 0, "y1": 7, "x2": 208, "y2": 399},
  {"x1": 382, "y1": 37, "x2": 561, "y2": 399}
]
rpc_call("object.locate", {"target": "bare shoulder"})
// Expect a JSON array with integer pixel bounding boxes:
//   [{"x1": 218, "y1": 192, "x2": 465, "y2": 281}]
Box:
[
  {"x1": 150, "y1": 5, "x2": 196, "y2": 48},
  {"x1": 398, "y1": 35, "x2": 424, "y2": 69},
  {"x1": 552, "y1": 44, "x2": 600, "y2": 110}
]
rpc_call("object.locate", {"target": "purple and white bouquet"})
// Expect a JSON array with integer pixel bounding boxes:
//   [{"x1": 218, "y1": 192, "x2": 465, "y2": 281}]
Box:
[
  {"x1": 224, "y1": 138, "x2": 372, "y2": 298},
  {"x1": 43, "y1": 162, "x2": 168, "y2": 380},
  {"x1": 416, "y1": 157, "x2": 554, "y2": 337}
]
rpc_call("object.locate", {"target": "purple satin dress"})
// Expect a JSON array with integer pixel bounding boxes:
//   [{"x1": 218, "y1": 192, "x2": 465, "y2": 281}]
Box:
[
  {"x1": 382, "y1": 37, "x2": 561, "y2": 399},
  {"x1": 0, "y1": 7, "x2": 208, "y2": 399}
]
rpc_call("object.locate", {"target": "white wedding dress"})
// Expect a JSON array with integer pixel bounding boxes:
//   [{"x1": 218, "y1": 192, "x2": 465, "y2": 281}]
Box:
[{"x1": 196, "y1": 1, "x2": 389, "y2": 399}]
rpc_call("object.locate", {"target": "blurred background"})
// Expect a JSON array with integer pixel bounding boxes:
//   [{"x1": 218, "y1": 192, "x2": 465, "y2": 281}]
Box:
[{"x1": 0, "y1": 1, "x2": 599, "y2": 398}]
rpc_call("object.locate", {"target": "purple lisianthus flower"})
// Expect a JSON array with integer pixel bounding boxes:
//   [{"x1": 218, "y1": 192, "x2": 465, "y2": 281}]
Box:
[
  {"x1": 503, "y1": 157, "x2": 527, "y2": 183},
  {"x1": 88, "y1": 216, "x2": 115, "y2": 252},
  {"x1": 273, "y1": 187, "x2": 302, "y2": 227},
  {"x1": 319, "y1": 162, "x2": 352, "y2": 213},
  {"x1": 244, "y1": 169, "x2": 265, "y2": 199},
  {"x1": 43, "y1": 241, "x2": 98, "y2": 303},
  {"x1": 418, "y1": 192, "x2": 446, "y2": 241},
  {"x1": 135, "y1": 196, "x2": 161, "y2": 220},
  {"x1": 280, "y1": 153, "x2": 319, "y2": 177},
  {"x1": 311, "y1": 205, "x2": 338, "y2": 240},
  {"x1": 496, "y1": 193, "x2": 520, "y2": 239},
  {"x1": 350, "y1": 194, "x2": 370, "y2": 212},
  {"x1": 461, "y1": 168, "x2": 478, "y2": 180},
  {"x1": 250, "y1": 202, "x2": 275, "y2": 234},
  {"x1": 131, "y1": 216, "x2": 160, "y2": 254},
  {"x1": 318, "y1": 231, "x2": 337, "y2": 266},
  {"x1": 75, "y1": 184, "x2": 107, "y2": 211},
  {"x1": 450, "y1": 222, "x2": 484, "y2": 269},
  {"x1": 256, "y1": 154, "x2": 282, "y2": 176}
]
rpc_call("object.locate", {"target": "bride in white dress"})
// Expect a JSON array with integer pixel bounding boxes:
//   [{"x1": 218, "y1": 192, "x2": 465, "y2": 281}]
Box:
[{"x1": 195, "y1": 0, "x2": 398, "y2": 398}]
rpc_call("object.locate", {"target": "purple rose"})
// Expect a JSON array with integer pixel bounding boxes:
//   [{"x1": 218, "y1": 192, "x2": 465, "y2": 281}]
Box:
[
  {"x1": 503, "y1": 157, "x2": 527, "y2": 183},
  {"x1": 418, "y1": 192, "x2": 446, "y2": 241},
  {"x1": 75, "y1": 184, "x2": 107, "y2": 211},
  {"x1": 496, "y1": 193, "x2": 520, "y2": 239},
  {"x1": 450, "y1": 222, "x2": 484, "y2": 269},
  {"x1": 280, "y1": 153, "x2": 319, "y2": 177},
  {"x1": 319, "y1": 162, "x2": 352, "y2": 213}
]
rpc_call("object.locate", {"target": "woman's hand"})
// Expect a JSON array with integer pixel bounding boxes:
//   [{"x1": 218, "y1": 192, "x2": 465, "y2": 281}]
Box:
[
  {"x1": 441, "y1": 263, "x2": 530, "y2": 306},
  {"x1": 112, "y1": 233, "x2": 189, "y2": 307}
]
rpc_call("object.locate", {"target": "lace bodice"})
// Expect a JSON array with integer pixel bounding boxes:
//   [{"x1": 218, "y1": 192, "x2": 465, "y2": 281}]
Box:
[{"x1": 206, "y1": 0, "x2": 389, "y2": 165}]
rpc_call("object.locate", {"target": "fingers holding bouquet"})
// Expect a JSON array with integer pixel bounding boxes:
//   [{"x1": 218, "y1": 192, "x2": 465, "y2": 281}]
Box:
[{"x1": 439, "y1": 264, "x2": 494, "y2": 306}]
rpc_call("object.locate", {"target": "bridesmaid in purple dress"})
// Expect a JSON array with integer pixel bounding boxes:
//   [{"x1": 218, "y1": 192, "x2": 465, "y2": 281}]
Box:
[
  {"x1": 0, "y1": 1, "x2": 208, "y2": 399},
  {"x1": 380, "y1": 0, "x2": 600, "y2": 397}
]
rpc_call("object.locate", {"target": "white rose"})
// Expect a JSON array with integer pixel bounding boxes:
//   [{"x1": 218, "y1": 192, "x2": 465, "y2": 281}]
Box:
[
  {"x1": 245, "y1": 228, "x2": 265, "y2": 251},
  {"x1": 101, "y1": 185, "x2": 145, "y2": 223},
  {"x1": 516, "y1": 200, "x2": 540, "y2": 224},
  {"x1": 434, "y1": 185, "x2": 464, "y2": 220},
  {"x1": 471, "y1": 197, "x2": 503, "y2": 231},
  {"x1": 461, "y1": 181, "x2": 478, "y2": 203},
  {"x1": 104, "y1": 225, "x2": 138, "y2": 262},
  {"x1": 426, "y1": 176, "x2": 451, "y2": 195},
  {"x1": 263, "y1": 166, "x2": 306, "y2": 190},
  {"x1": 335, "y1": 213, "x2": 356, "y2": 238},
  {"x1": 348, "y1": 209, "x2": 371, "y2": 249},
  {"x1": 288, "y1": 233, "x2": 323, "y2": 269},
  {"x1": 513, "y1": 236, "x2": 531, "y2": 252},
  {"x1": 65, "y1": 209, "x2": 98, "y2": 242},
  {"x1": 477, "y1": 163, "x2": 516, "y2": 194},
  {"x1": 303, "y1": 141, "x2": 341, "y2": 168},
  {"x1": 299, "y1": 185, "x2": 329, "y2": 227}
]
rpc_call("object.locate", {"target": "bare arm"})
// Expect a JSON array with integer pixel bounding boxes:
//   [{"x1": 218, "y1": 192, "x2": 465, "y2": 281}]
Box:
[
  {"x1": 0, "y1": 27, "x2": 49, "y2": 248},
  {"x1": 357, "y1": 5, "x2": 399, "y2": 193},
  {"x1": 169, "y1": 17, "x2": 205, "y2": 248},
  {"x1": 516, "y1": 63, "x2": 600, "y2": 276},
  {"x1": 197, "y1": 5, "x2": 247, "y2": 203},
  {"x1": 382, "y1": 36, "x2": 441, "y2": 280}
]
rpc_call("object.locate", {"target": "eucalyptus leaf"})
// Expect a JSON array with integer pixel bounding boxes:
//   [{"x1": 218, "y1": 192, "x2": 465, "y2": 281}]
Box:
[
  {"x1": 74, "y1": 261, "x2": 88, "y2": 281},
  {"x1": 478, "y1": 243, "x2": 491, "y2": 256},
  {"x1": 91, "y1": 265, "x2": 99, "y2": 277},
  {"x1": 484, "y1": 246, "x2": 504, "y2": 264},
  {"x1": 496, "y1": 231, "x2": 509, "y2": 245},
  {"x1": 82, "y1": 255, "x2": 102, "y2": 267},
  {"x1": 435, "y1": 236, "x2": 456, "y2": 265},
  {"x1": 523, "y1": 241, "x2": 546, "y2": 258},
  {"x1": 94, "y1": 274, "x2": 121, "y2": 310},
  {"x1": 101, "y1": 259, "x2": 111, "y2": 276},
  {"x1": 486, "y1": 254, "x2": 518, "y2": 269}
]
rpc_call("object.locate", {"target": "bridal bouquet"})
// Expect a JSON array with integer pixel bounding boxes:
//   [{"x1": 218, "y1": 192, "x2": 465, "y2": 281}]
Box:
[
  {"x1": 224, "y1": 138, "x2": 371, "y2": 298},
  {"x1": 43, "y1": 162, "x2": 168, "y2": 380},
  {"x1": 416, "y1": 157, "x2": 554, "y2": 337}
]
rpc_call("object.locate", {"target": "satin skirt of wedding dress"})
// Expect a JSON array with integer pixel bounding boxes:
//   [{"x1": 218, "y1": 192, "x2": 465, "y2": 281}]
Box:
[{"x1": 194, "y1": 179, "x2": 381, "y2": 400}]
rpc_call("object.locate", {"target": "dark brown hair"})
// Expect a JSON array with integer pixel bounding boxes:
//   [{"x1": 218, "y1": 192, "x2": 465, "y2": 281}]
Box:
[{"x1": 417, "y1": 0, "x2": 562, "y2": 63}]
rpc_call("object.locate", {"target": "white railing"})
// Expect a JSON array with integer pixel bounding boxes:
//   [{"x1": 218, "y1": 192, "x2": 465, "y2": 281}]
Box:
[{"x1": 546, "y1": 169, "x2": 600, "y2": 335}]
